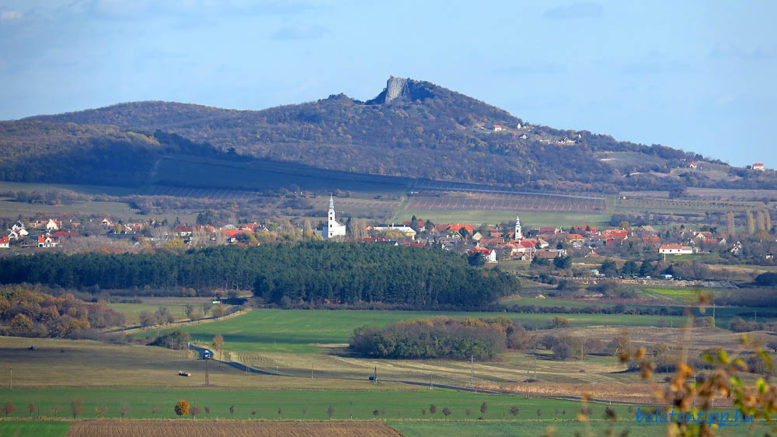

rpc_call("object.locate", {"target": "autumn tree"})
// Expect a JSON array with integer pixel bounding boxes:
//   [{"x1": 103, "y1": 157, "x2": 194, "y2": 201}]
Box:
[
  {"x1": 2, "y1": 402, "x2": 15, "y2": 417},
  {"x1": 213, "y1": 334, "x2": 224, "y2": 360},
  {"x1": 175, "y1": 400, "x2": 189, "y2": 417}
]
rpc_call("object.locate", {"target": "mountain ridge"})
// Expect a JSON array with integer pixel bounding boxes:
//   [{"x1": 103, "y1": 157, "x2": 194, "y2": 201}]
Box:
[{"x1": 4, "y1": 77, "x2": 775, "y2": 192}]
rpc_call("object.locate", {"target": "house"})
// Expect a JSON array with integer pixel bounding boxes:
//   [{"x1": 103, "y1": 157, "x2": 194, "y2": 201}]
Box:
[
  {"x1": 175, "y1": 225, "x2": 193, "y2": 237},
  {"x1": 0, "y1": 236, "x2": 9, "y2": 248},
  {"x1": 567, "y1": 233, "x2": 586, "y2": 242},
  {"x1": 642, "y1": 236, "x2": 661, "y2": 244},
  {"x1": 45, "y1": 219, "x2": 60, "y2": 232},
  {"x1": 372, "y1": 225, "x2": 417, "y2": 238},
  {"x1": 602, "y1": 229, "x2": 629, "y2": 240},
  {"x1": 101, "y1": 218, "x2": 113, "y2": 227},
  {"x1": 659, "y1": 244, "x2": 693, "y2": 255},
  {"x1": 444, "y1": 224, "x2": 477, "y2": 235},
  {"x1": 469, "y1": 245, "x2": 497, "y2": 263},
  {"x1": 37, "y1": 235, "x2": 58, "y2": 248},
  {"x1": 493, "y1": 125, "x2": 503, "y2": 132},
  {"x1": 539, "y1": 226, "x2": 561, "y2": 234},
  {"x1": 401, "y1": 220, "x2": 425, "y2": 231},
  {"x1": 534, "y1": 250, "x2": 564, "y2": 259},
  {"x1": 753, "y1": 163, "x2": 765, "y2": 171},
  {"x1": 688, "y1": 162, "x2": 698, "y2": 169}
]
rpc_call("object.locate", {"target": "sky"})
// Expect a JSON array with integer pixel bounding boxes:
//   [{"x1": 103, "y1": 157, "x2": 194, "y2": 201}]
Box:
[{"x1": 0, "y1": 0, "x2": 775, "y2": 168}]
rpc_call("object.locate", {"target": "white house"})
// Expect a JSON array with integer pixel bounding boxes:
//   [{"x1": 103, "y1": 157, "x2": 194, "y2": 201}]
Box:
[
  {"x1": 46, "y1": 219, "x2": 60, "y2": 232},
  {"x1": 323, "y1": 195, "x2": 346, "y2": 239},
  {"x1": 659, "y1": 244, "x2": 693, "y2": 255}
]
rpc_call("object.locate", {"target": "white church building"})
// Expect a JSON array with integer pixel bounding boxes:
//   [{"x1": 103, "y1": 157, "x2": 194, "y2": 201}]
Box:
[{"x1": 322, "y1": 195, "x2": 346, "y2": 239}]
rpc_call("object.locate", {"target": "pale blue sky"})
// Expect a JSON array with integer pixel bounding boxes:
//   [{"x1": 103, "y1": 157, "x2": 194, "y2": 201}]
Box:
[{"x1": 1, "y1": 1, "x2": 775, "y2": 167}]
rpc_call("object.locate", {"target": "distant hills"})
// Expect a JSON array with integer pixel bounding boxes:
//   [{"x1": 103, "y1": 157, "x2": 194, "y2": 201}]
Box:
[{"x1": 1, "y1": 76, "x2": 774, "y2": 193}]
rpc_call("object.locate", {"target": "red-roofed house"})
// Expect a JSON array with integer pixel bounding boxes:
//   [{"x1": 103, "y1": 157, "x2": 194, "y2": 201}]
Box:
[
  {"x1": 468, "y1": 245, "x2": 497, "y2": 263},
  {"x1": 445, "y1": 224, "x2": 477, "y2": 234},
  {"x1": 567, "y1": 233, "x2": 585, "y2": 242},
  {"x1": 602, "y1": 229, "x2": 629, "y2": 240},
  {"x1": 493, "y1": 125, "x2": 503, "y2": 132},
  {"x1": 37, "y1": 235, "x2": 58, "y2": 248},
  {"x1": 0, "y1": 236, "x2": 9, "y2": 248},
  {"x1": 539, "y1": 226, "x2": 561, "y2": 234},
  {"x1": 753, "y1": 163, "x2": 765, "y2": 171},
  {"x1": 642, "y1": 236, "x2": 660, "y2": 244}
]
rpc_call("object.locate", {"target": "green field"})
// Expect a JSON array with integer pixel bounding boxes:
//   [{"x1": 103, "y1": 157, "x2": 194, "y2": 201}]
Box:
[
  {"x1": 0, "y1": 388, "x2": 594, "y2": 421},
  {"x1": 153, "y1": 309, "x2": 688, "y2": 354},
  {"x1": 0, "y1": 421, "x2": 72, "y2": 437}
]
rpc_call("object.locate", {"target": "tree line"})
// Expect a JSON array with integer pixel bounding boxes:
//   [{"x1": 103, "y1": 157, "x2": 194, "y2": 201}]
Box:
[
  {"x1": 0, "y1": 243, "x2": 518, "y2": 308},
  {"x1": 0, "y1": 285, "x2": 125, "y2": 338},
  {"x1": 349, "y1": 316, "x2": 524, "y2": 360}
]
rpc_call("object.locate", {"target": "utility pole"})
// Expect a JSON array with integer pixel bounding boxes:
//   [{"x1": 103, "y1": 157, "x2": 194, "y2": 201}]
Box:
[
  {"x1": 429, "y1": 374, "x2": 433, "y2": 390},
  {"x1": 9, "y1": 368, "x2": 12, "y2": 390},
  {"x1": 470, "y1": 355, "x2": 474, "y2": 387},
  {"x1": 311, "y1": 362, "x2": 314, "y2": 380},
  {"x1": 204, "y1": 358, "x2": 209, "y2": 386}
]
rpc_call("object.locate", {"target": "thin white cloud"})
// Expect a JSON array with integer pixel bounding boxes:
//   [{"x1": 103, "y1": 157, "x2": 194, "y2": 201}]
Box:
[{"x1": 0, "y1": 10, "x2": 22, "y2": 22}]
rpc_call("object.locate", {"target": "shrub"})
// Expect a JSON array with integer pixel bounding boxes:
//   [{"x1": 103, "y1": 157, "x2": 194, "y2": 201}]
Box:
[
  {"x1": 174, "y1": 400, "x2": 189, "y2": 417},
  {"x1": 150, "y1": 330, "x2": 190, "y2": 350}
]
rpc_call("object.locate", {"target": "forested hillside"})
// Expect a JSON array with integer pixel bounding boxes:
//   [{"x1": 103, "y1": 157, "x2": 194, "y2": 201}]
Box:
[
  {"x1": 5, "y1": 76, "x2": 775, "y2": 192},
  {"x1": 0, "y1": 243, "x2": 518, "y2": 308}
]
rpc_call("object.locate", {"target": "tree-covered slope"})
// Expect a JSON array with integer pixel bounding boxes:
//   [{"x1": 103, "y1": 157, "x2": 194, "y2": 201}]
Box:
[{"x1": 9, "y1": 77, "x2": 776, "y2": 192}]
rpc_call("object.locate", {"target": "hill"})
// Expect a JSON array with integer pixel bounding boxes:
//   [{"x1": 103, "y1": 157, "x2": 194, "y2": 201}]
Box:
[{"x1": 4, "y1": 76, "x2": 775, "y2": 193}]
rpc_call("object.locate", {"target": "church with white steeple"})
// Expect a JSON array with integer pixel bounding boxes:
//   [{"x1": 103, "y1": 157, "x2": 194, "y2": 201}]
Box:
[
  {"x1": 514, "y1": 215, "x2": 523, "y2": 240},
  {"x1": 323, "y1": 195, "x2": 346, "y2": 238}
]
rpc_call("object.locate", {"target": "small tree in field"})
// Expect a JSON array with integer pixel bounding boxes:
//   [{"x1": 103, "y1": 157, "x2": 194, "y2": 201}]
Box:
[
  {"x1": 2, "y1": 402, "x2": 15, "y2": 417},
  {"x1": 327, "y1": 405, "x2": 334, "y2": 419},
  {"x1": 151, "y1": 404, "x2": 159, "y2": 416},
  {"x1": 442, "y1": 407, "x2": 451, "y2": 418},
  {"x1": 229, "y1": 404, "x2": 235, "y2": 417},
  {"x1": 28, "y1": 403, "x2": 35, "y2": 417},
  {"x1": 373, "y1": 409, "x2": 380, "y2": 417},
  {"x1": 480, "y1": 401, "x2": 488, "y2": 415},
  {"x1": 175, "y1": 400, "x2": 189, "y2": 417},
  {"x1": 190, "y1": 406, "x2": 201, "y2": 418},
  {"x1": 204, "y1": 406, "x2": 210, "y2": 415},
  {"x1": 212, "y1": 334, "x2": 224, "y2": 360},
  {"x1": 120, "y1": 401, "x2": 130, "y2": 418},
  {"x1": 70, "y1": 399, "x2": 83, "y2": 419},
  {"x1": 429, "y1": 404, "x2": 436, "y2": 415},
  {"x1": 95, "y1": 405, "x2": 107, "y2": 418}
]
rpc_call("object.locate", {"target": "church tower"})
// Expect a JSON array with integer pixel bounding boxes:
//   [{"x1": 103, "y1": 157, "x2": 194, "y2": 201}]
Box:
[
  {"x1": 323, "y1": 195, "x2": 346, "y2": 238},
  {"x1": 328, "y1": 195, "x2": 337, "y2": 230},
  {"x1": 514, "y1": 215, "x2": 523, "y2": 240}
]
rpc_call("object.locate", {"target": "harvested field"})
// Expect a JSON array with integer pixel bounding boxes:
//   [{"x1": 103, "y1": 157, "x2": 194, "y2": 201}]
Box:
[{"x1": 65, "y1": 420, "x2": 402, "y2": 437}]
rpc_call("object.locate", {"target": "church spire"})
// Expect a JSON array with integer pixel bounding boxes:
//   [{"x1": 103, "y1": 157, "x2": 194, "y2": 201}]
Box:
[
  {"x1": 329, "y1": 194, "x2": 334, "y2": 210},
  {"x1": 515, "y1": 215, "x2": 523, "y2": 240}
]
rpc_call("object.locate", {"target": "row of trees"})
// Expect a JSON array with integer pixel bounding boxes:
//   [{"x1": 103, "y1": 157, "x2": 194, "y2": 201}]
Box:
[{"x1": 0, "y1": 243, "x2": 518, "y2": 308}]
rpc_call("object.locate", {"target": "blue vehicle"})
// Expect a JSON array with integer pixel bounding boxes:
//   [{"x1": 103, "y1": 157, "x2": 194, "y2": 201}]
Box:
[{"x1": 201, "y1": 350, "x2": 213, "y2": 360}]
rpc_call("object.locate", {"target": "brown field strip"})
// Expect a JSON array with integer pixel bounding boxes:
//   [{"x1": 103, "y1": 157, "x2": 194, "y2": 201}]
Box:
[{"x1": 65, "y1": 420, "x2": 403, "y2": 437}]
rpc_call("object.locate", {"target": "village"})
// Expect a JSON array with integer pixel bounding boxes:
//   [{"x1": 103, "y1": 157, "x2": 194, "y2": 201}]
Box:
[{"x1": 3, "y1": 195, "x2": 766, "y2": 284}]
